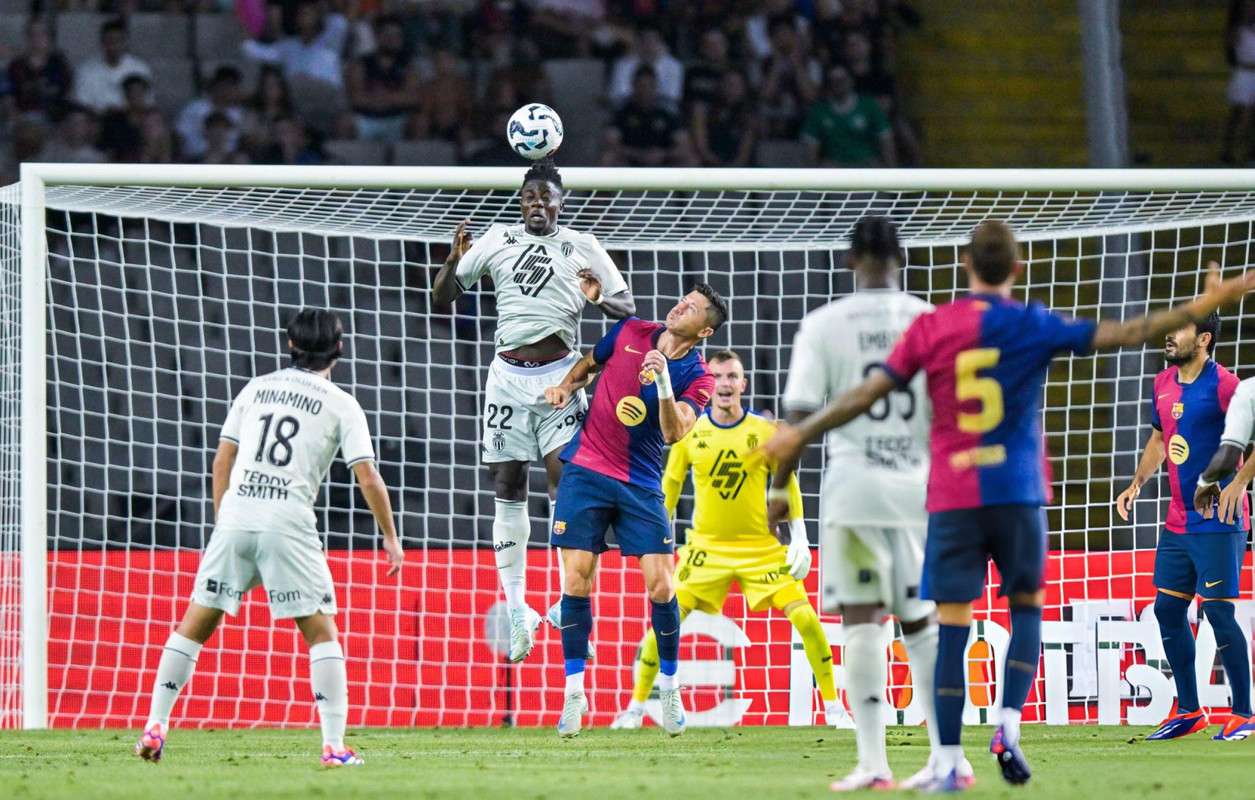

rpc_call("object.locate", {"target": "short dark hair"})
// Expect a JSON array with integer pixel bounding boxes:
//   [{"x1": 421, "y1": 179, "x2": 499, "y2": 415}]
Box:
[
  {"x1": 967, "y1": 220, "x2": 1019, "y2": 285},
  {"x1": 287, "y1": 308, "x2": 343, "y2": 370},
  {"x1": 633, "y1": 64, "x2": 657, "y2": 83},
  {"x1": 1195, "y1": 310, "x2": 1222, "y2": 354},
  {"x1": 847, "y1": 215, "x2": 904, "y2": 269},
  {"x1": 693, "y1": 283, "x2": 728, "y2": 332},
  {"x1": 522, "y1": 156, "x2": 562, "y2": 192},
  {"x1": 101, "y1": 17, "x2": 127, "y2": 37},
  {"x1": 708, "y1": 349, "x2": 741, "y2": 366}
]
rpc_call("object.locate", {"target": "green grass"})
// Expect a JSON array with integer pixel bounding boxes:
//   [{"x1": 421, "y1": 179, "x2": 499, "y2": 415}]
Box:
[{"x1": 0, "y1": 725, "x2": 1250, "y2": 799}]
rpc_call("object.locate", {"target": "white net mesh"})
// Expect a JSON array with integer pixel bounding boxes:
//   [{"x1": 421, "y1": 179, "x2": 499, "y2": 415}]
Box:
[
  {"x1": 0, "y1": 184, "x2": 20, "y2": 729},
  {"x1": 3, "y1": 171, "x2": 1254, "y2": 729}
]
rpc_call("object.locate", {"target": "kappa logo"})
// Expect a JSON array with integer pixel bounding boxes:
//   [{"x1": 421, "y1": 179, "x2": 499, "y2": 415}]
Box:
[
  {"x1": 696, "y1": 440, "x2": 709, "y2": 449},
  {"x1": 321, "y1": 593, "x2": 333, "y2": 605},
  {"x1": 552, "y1": 520, "x2": 566, "y2": 536},
  {"x1": 616, "y1": 396, "x2": 647, "y2": 426},
  {"x1": 1171, "y1": 401, "x2": 1184, "y2": 420},
  {"x1": 504, "y1": 231, "x2": 517, "y2": 245},
  {"x1": 162, "y1": 681, "x2": 178, "y2": 691},
  {"x1": 561, "y1": 241, "x2": 573, "y2": 258}
]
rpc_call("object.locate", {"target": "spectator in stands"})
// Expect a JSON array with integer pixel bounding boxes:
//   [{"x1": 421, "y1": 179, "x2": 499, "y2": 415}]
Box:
[
  {"x1": 5, "y1": 16, "x2": 74, "y2": 125},
  {"x1": 242, "y1": 1, "x2": 346, "y2": 88},
  {"x1": 261, "y1": 114, "x2": 325, "y2": 164},
  {"x1": 691, "y1": 69, "x2": 757, "y2": 167},
  {"x1": 839, "y1": 29, "x2": 919, "y2": 165},
  {"x1": 527, "y1": 0, "x2": 614, "y2": 58},
  {"x1": 607, "y1": 23, "x2": 685, "y2": 112},
  {"x1": 412, "y1": 44, "x2": 473, "y2": 146},
  {"x1": 72, "y1": 17, "x2": 152, "y2": 114},
  {"x1": 1223, "y1": 0, "x2": 1255, "y2": 163},
  {"x1": 801, "y1": 64, "x2": 895, "y2": 167},
  {"x1": 463, "y1": 104, "x2": 522, "y2": 166},
  {"x1": 99, "y1": 74, "x2": 154, "y2": 162},
  {"x1": 137, "y1": 109, "x2": 180, "y2": 164},
  {"x1": 683, "y1": 28, "x2": 737, "y2": 112},
  {"x1": 41, "y1": 105, "x2": 106, "y2": 164},
  {"x1": 199, "y1": 111, "x2": 250, "y2": 164},
  {"x1": 346, "y1": 15, "x2": 420, "y2": 144},
  {"x1": 758, "y1": 15, "x2": 821, "y2": 138},
  {"x1": 0, "y1": 117, "x2": 46, "y2": 184},
  {"x1": 176, "y1": 65, "x2": 245, "y2": 162},
  {"x1": 238, "y1": 66, "x2": 295, "y2": 160},
  {"x1": 600, "y1": 65, "x2": 695, "y2": 167}
]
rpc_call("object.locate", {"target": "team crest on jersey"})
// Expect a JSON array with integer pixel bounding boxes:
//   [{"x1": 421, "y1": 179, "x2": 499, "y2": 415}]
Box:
[
  {"x1": 552, "y1": 520, "x2": 566, "y2": 536},
  {"x1": 616, "y1": 396, "x2": 647, "y2": 426},
  {"x1": 492, "y1": 430, "x2": 506, "y2": 451},
  {"x1": 747, "y1": 433, "x2": 759, "y2": 450},
  {"x1": 1171, "y1": 402, "x2": 1184, "y2": 420},
  {"x1": 638, "y1": 368, "x2": 655, "y2": 386},
  {"x1": 561, "y1": 241, "x2": 573, "y2": 258},
  {"x1": 511, "y1": 244, "x2": 556, "y2": 297},
  {"x1": 1168, "y1": 434, "x2": 1190, "y2": 465}
]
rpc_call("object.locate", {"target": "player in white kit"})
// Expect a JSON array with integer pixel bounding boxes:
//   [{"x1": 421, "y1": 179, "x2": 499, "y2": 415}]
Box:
[
  {"x1": 768, "y1": 217, "x2": 967, "y2": 791},
  {"x1": 134, "y1": 309, "x2": 404, "y2": 766},
  {"x1": 431, "y1": 158, "x2": 635, "y2": 662}
]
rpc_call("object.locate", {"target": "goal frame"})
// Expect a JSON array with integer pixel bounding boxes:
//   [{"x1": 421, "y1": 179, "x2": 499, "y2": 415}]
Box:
[{"x1": 15, "y1": 163, "x2": 1255, "y2": 729}]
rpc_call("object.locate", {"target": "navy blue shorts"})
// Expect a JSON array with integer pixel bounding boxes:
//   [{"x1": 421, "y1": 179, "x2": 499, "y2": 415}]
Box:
[
  {"x1": 549, "y1": 462, "x2": 674, "y2": 557},
  {"x1": 922, "y1": 504, "x2": 1048, "y2": 603},
  {"x1": 1154, "y1": 530, "x2": 1247, "y2": 599}
]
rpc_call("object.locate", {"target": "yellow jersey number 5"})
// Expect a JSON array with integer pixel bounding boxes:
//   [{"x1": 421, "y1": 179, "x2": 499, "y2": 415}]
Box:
[{"x1": 956, "y1": 348, "x2": 1004, "y2": 433}]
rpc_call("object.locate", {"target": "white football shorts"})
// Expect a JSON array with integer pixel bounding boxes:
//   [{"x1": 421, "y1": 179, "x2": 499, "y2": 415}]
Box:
[
  {"x1": 820, "y1": 519, "x2": 934, "y2": 623},
  {"x1": 191, "y1": 527, "x2": 337, "y2": 619},
  {"x1": 481, "y1": 352, "x2": 588, "y2": 463}
]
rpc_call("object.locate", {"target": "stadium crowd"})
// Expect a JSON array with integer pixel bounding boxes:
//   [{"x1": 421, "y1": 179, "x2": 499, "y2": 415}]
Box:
[{"x1": 0, "y1": 0, "x2": 922, "y2": 182}]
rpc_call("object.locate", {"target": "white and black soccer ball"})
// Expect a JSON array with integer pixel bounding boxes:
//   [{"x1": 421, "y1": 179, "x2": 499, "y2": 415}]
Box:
[{"x1": 506, "y1": 104, "x2": 564, "y2": 161}]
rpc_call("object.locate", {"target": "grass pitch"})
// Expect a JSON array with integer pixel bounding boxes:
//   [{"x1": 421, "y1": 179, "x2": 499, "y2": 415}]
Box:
[{"x1": 0, "y1": 724, "x2": 1249, "y2": 799}]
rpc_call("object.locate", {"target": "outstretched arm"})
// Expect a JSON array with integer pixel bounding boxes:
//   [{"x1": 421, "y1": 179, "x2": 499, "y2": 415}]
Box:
[
  {"x1": 431, "y1": 219, "x2": 473, "y2": 306},
  {"x1": 1091, "y1": 263, "x2": 1255, "y2": 350}
]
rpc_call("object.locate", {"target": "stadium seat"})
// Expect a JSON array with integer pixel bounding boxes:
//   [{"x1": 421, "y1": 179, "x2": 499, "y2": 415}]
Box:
[
  {"x1": 192, "y1": 13, "x2": 243, "y2": 61},
  {"x1": 755, "y1": 139, "x2": 811, "y2": 168},
  {"x1": 149, "y1": 58, "x2": 198, "y2": 117},
  {"x1": 55, "y1": 12, "x2": 104, "y2": 61},
  {"x1": 0, "y1": 13, "x2": 24, "y2": 50},
  {"x1": 324, "y1": 139, "x2": 389, "y2": 166},
  {"x1": 392, "y1": 139, "x2": 458, "y2": 166},
  {"x1": 128, "y1": 13, "x2": 191, "y2": 61},
  {"x1": 287, "y1": 75, "x2": 349, "y2": 135}
]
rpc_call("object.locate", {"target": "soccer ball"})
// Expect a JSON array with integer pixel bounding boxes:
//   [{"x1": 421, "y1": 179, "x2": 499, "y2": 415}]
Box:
[{"x1": 506, "y1": 104, "x2": 564, "y2": 160}]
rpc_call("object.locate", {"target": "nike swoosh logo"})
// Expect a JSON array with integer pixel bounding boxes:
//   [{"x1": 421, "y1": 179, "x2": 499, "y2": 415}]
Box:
[
  {"x1": 1158, "y1": 393, "x2": 1169, "y2": 399},
  {"x1": 625, "y1": 345, "x2": 643, "y2": 354},
  {"x1": 663, "y1": 537, "x2": 674, "y2": 544},
  {"x1": 1205, "y1": 580, "x2": 1223, "y2": 588},
  {"x1": 659, "y1": 629, "x2": 677, "y2": 636}
]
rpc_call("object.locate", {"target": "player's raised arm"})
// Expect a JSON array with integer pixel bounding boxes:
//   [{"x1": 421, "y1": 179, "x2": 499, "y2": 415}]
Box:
[
  {"x1": 578, "y1": 269, "x2": 636, "y2": 319},
  {"x1": 431, "y1": 219, "x2": 474, "y2": 305},
  {"x1": 1091, "y1": 263, "x2": 1255, "y2": 351},
  {"x1": 352, "y1": 460, "x2": 404, "y2": 577},
  {"x1": 211, "y1": 439, "x2": 239, "y2": 520},
  {"x1": 644, "y1": 348, "x2": 700, "y2": 444}
]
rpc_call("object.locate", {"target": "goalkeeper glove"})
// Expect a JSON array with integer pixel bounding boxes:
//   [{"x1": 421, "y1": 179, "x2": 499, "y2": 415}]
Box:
[{"x1": 784, "y1": 519, "x2": 811, "y2": 581}]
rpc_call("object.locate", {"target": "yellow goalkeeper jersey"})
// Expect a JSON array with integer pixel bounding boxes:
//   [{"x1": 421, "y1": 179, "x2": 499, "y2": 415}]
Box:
[{"x1": 663, "y1": 408, "x2": 804, "y2": 548}]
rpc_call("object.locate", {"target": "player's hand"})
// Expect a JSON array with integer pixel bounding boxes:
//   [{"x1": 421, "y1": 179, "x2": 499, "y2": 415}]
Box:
[
  {"x1": 1216, "y1": 479, "x2": 1248, "y2": 524},
  {"x1": 449, "y1": 219, "x2": 473, "y2": 262},
  {"x1": 752, "y1": 423, "x2": 804, "y2": 473},
  {"x1": 1114, "y1": 482, "x2": 1141, "y2": 521},
  {"x1": 784, "y1": 527, "x2": 812, "y2": 581},
  {"x1": 1200, "y1": 261, "x2": 1255, "y2": 308},
  {"x1": 577, "y1": 269, "x2": 602, "y2": 304},
  {"x1": 546, "y1": 385, "x2": 571, "y2": 409},
  {"x1": 642, "y1": 349, "x2": 667, "y2": 376},
  {"x1": 382, "y1": 534, "x2": 404, "y2": 577},
  {"x1": 1194, "y1": 482, "x2": 1221, "y2": 519}
]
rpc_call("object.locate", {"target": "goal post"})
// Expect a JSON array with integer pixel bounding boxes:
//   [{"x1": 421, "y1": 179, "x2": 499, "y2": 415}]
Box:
[{"x1": 5, "y1": 164, "x2": 1255, "y2": 731}]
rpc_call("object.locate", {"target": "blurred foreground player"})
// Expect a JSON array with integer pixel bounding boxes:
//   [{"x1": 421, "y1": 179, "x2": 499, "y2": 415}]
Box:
[
  {"x1": 1118, "y1": 312, "x2": 1254, "y2": 741},
  {"x1": 759, "y1": 221, "x2": 1255, "y2": 790},
  {"x1": 609, "y1": 350, "x2": 854, "y2": 732},
  {"x1": 544, "y1": 286, "x2": 723, "y2": 737},
  {"x1": 135, "y1": 309, "x2": 404, "y2": 766}
]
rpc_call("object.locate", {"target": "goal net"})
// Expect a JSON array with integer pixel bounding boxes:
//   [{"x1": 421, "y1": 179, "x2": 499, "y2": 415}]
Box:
[{"x1": 2, "y1": 165, "x2": 1254, "y2": 730}]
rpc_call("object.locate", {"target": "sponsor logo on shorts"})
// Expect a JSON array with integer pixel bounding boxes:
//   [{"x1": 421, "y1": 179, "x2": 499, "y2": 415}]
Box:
[
  {"x1": 552, "y1": 520, "x2": 566, "y2": 536},
  {"x1": 268, "y1": 588, "x2": 302, "y2": 604},
  {"x1": 322, "y1": 593, "x2": 334, "y2": 604},
  {"x1": 493, "y1": 540, "x2": 516, "y2": 552},
  {"x1": 1168, "y1": 434, "x2": 1190, "y2": 465},
  {"x1": 204, "y1": 578, "x2": 243, "y2": 600},
  {"x1": 616, "y1": 396, "x2": 647, "y2": 426}
]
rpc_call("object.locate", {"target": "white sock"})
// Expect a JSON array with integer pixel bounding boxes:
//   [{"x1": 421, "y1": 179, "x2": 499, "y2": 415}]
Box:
[
  {"x1": 844, "y1": 621, "x2": 892, "y2": 774},
  {"x1": 1000, "y1": 706, "x2": 1022, "y2": 748},
  {"x1": 565, "y1": 671, "x2": 585, "y2": 694},
  {"x1": 309, "y1": 640, "x2": 348, "y2": 749},
  {"x1": 824, "y1": 698, "x2": 847, "y2": 721},
  {"x1": 936, "y1": 744, "x2": 965, "y2": 777},
  {"x1": 493, "y1": 499, "x2": 530, "y2": 611},
  {"x1": 145, "y1": 632, "x2": 202, "y2": 729},
  {"x1": 903, "y1": 623, "x2": 940, "y2": 755},
  {"x1": 658, "y1": 672, "x2": 678, "y2": 691},
  {"x1": 626, "y1": 698, "x2": 646, "y2": 713}
]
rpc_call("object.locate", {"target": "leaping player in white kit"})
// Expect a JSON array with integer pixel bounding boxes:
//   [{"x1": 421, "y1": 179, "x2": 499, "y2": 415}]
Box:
[
  {"x1": 432, "y1": 157, "x2": 635, "y2": 661},
  {"x1": 135, "y1": 309, "x2": 404, "y2": 766}
]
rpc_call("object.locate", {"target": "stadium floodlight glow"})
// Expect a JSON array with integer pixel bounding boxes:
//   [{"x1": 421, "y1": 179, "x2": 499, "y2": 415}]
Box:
[{"x1": 4, "y1": 164, "x2": 1255, "y2": 731}]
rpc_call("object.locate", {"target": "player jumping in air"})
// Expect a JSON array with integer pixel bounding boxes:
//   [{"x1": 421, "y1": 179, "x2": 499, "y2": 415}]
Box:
[
  {"x1": 431, "y1": 158, "x2": 635, "y2": 663},
  {"x1": 758, "y1": 221, "x2": 1255, "y2": 791},
  {"x1": 544, "y1": 286, "x2": 724, "y2": 738},
  {"x1": 608, "y1": 349, "x2": 855, "y2": 732},
  {"x1": 1117, "y1": 313, "x2": 1255, "y2": 741},
  {"x1": 135, "y1": 309, "x2": 404, "y2": 766},
  {"x1": 771, "y1": 216, "x2": 963, "y2": 791}
]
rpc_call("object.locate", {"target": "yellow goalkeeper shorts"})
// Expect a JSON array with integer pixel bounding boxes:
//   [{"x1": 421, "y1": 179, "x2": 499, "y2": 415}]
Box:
[{"x1": 673, "y1": 539, "x2": 808, "y2": 614}]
